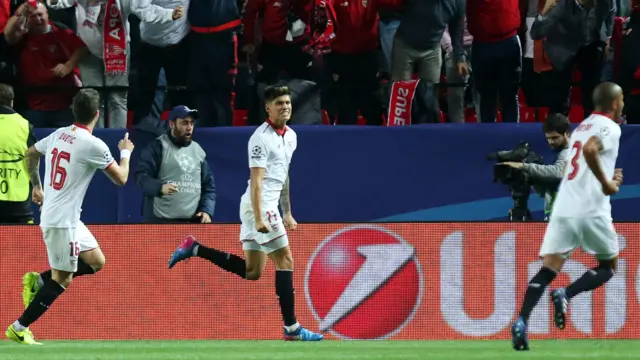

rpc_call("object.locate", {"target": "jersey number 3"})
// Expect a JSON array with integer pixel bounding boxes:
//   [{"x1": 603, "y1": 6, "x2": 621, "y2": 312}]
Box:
[
  {"x1": 50, "y1": 148, "x2": 71, "y2": 190},
  {"x1": 567, "y1": 141, "x2": 582, "y2": 181}
]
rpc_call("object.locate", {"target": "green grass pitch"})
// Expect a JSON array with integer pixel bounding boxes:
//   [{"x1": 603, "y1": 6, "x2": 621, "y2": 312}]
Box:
[{"x1": 0, "y1": 340, "x2": 637, "y2": 359}]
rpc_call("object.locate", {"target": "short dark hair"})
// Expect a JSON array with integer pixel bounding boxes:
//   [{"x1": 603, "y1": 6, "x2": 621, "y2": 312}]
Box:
[
  {"x1": 264, "y1": 85, "x2": 291, "y2": 103},
  {"x1": 0, "y1": 84, "x2": 14, "y2": 107},
  {"x1": 543, "y1": 113, "x2": 570, "y2": 134},
  {"x1": 72, "y1": 89, "x2": 101, "y2": 125},
  {"x1": 593, "y1": 82, "x2": 622, "y2": 112}
]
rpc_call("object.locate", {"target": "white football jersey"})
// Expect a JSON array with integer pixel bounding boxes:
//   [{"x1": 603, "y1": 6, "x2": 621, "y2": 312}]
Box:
[
  {"x1": 34, "y1": 124, "x2": 115, "y2": 228},
  {"x1": 552, "y1": 114, "x2": 621, "y2": 218},
  {"x1": 240, "y1": 122, "x2": 297, "y2": 210}
]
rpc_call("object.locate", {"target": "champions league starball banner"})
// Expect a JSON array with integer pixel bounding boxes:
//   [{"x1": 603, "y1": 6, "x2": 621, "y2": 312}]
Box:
[{"x1": 1, "y1": 223, "x2": 639, "y2": 340}]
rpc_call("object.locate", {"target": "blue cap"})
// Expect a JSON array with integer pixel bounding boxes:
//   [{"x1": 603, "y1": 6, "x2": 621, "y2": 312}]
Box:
[{"x1": 168, "y1": 105, "x2": 198, "y2": 121}]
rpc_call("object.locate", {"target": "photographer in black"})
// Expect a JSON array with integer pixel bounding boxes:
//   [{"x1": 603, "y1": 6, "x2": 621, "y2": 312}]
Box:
[{"x1": 500, "y1": 114, "x2": 571, "y2": 220}]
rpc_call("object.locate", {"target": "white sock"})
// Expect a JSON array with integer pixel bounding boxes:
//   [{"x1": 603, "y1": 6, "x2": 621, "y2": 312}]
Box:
[
  {"x1": 192, "y1": 244, "x2": 200, "y2": 256},
  {"x1": 284, "y1": 322, "x2": 300, "y2": 333},
  {"x1": 37, "y1": 275, "x2": 44, "y2": 288},
  {"x1": 13, "y1": 321, "x2": 26, "y2": 332}
]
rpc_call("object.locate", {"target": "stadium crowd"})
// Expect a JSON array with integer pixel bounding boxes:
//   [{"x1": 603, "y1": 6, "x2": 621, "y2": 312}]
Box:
[{"x1": 0, "y1": 0, "x2": 639, "y2": 128}]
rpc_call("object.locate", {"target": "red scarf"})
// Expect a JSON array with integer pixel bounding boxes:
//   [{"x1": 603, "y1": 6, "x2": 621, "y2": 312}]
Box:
[
  {"x1": 103, "y1": 0, "x2": 126, "y2": 76},
  {"x1": 302, "y1": 0, "x2": 337, "y2": 55},
  {"x1": 387, "y1": 80, "x2": 419, "y2": 126}
]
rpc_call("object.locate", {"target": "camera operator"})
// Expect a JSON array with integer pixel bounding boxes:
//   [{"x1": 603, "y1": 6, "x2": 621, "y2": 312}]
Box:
[{"x1": 501, "y1": 113, "x2": 570, "y2": 220}]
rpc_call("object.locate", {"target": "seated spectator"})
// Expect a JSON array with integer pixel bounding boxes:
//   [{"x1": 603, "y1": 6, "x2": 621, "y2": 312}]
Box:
[
  {"x1": 135, "y1": 106, "x2": 216, "y2": 223},
  {"x1": 4, "y1": 2, "x2": 86, "y2": 128}
]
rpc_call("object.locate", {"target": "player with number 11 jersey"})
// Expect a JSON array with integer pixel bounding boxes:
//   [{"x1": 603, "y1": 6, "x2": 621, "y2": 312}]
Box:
[{"x1": 5, "y1": 89, "x2": 135, "y2": 346}]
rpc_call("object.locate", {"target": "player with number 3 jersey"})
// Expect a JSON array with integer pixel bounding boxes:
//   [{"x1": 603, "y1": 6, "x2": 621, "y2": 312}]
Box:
[
  {"x1": 511, "y1": 82, "x2": 625, "y2": 351},
  {"x1": 5, "y1": 89, "x2": 135, "y2": 346}
]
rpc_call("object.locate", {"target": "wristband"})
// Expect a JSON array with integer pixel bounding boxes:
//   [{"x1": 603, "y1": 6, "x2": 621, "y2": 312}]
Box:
[{"x1": 120, "y1": 149, "x2": 131, "y2": 159}]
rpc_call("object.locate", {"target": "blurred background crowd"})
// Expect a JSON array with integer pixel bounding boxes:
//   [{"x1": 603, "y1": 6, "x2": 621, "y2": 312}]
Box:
[{"x1": 1, "y1": 0, "x2": 639, "y2": 130}]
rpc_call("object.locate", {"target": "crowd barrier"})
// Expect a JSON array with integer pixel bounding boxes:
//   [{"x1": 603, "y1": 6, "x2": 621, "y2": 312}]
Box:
[
  {"x1": 29, "y1": 124, "x2": 640, "y2": 224},
  {"x1": 0, "y1": 222, "x2": 638, "y2": 340}
]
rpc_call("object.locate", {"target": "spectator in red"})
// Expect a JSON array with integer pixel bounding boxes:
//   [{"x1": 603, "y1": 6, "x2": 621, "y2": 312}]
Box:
[
  {"x1": 0, "y1": 0, "x2": 9, "y2": 33},
  {"x1": 467, "y1": 0, "x2": 522, "y2": 123},
  {"x1": 0, "y1": 0, "x2": 15, "y2": 86},
  {"x1": 4, "y1": 2, "x2": 87, "y2": 128},
  {"x1": 242, "y1": 0, "x2": 312, "y2": 84},
  {"x1": 325, "y1": 0, "x2": 399, "y2": 125}
]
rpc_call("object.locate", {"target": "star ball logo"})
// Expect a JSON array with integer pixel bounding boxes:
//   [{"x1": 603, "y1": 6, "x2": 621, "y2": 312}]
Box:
[{"x1": 304, "y1": 225, "x2": 423, "y2": 339}]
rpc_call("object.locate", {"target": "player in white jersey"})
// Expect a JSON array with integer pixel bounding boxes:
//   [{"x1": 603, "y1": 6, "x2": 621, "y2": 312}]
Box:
[
  {"x1": 168, "y1": 86, "x2": 323, "y2": 341},
  {"x1": 5, "y1": 89, "x2": 134, "y2": 346},
  {"x1": 511, "y1": 82, "x2": 625, "y2": 351}
]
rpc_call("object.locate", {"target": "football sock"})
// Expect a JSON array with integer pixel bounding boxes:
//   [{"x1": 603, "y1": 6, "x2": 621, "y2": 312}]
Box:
[
  {"x1": 38, "y1": 260, "x2": 96, "y2": 287},
  {"x1": 197, "y1": 245, "x2": 247, "y2": 279},
  {"x1": 276, "y1": 269, "x2": 298, "y2": 328},
  {"x1": 17, "y1": 279, "x2": 66, "y2": 328},
  {"x1": 519, "y1": 266, "x2": 558, "y2": 322},
  {"x1": 565, "y1": 266, "x2": 615, "y2": 299}
]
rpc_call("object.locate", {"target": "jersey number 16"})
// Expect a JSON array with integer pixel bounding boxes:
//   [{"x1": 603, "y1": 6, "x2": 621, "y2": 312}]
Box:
[{"x1": 50, "y1": 148, "x2": 71, "y2": 190}]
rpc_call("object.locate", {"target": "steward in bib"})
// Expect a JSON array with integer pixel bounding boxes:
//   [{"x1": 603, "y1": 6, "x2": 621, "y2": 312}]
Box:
[{"x1": 0, "y1": 84, "x2": 37, "y2": 224}]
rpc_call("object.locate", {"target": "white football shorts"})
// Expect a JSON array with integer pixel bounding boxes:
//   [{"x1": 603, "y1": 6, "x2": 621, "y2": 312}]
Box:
[
  {"x1": 539, "y1": 216, "x2": 619, "y2": 260},
  {"x1": 41, "y1": 221, "x2": 99, "y2": 272},
  {"x1": 239, "y1": 202, "x2": 288, "y2": 254}
]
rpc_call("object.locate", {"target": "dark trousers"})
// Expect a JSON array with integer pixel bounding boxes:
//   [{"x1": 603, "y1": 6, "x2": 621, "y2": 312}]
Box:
[
  {"x1": 257, "y1": 41, "x2": 312, "y2": 84},
  {"x1": 23, "y1": 108, "x2": 74, "y2": 128},
  {"x1": 133, "y1": 39, "x2": 190, "y2": 124},
  {"x1": 0, "y1": 215, "x2": 33, "y2": 224},
  {"x1": 625, "y1": 94, "x2": 640, "y2": 124},
  {"x1": 323, "y1": 51, "x2": 382, "y2": 125},
  {"x1": 188, "y1": 32, "x2": 237, "y2": 127},
  {"x1": 472, "y1": 35, "x2": 522, "y2": 123},
  {"x1": 548, "y1": 42, "x2": 606, "y2": 116},
  {"x1": 521, "y1": 57, "x2": 556, "y2": 108}
]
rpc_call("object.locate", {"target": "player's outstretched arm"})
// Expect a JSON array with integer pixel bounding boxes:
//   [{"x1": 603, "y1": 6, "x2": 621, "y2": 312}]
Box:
[
  {"x1": 583, "y1": 135, "x2": 618, "y2": 195},
  {"x1": 104, "y1": 158, "x2": 130, "y2": 186},
  {"x1": 25, "y1": 145, "x2": 43, "y2": 189}
]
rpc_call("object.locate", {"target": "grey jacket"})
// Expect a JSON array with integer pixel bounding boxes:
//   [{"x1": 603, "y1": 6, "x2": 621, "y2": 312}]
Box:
[
  {"x1": 530, "y1": 0, "x2": 615, "y2": 71},
  {"x1": 522, "y1": 148, "x2": 569, "y2": 218}
]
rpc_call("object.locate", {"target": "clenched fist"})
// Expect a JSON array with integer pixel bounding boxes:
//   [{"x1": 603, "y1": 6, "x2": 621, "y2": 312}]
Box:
[{"x1": 172, "y1": 6, "x2": 184, "y2": 20}]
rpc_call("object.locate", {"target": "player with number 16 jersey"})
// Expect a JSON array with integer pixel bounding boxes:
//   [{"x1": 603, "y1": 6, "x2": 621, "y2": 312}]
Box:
[
  {"x1": 511, "y1": 82, "x2": 625, "y2": 351},
  {"x1": 5, "y1": 89, "x2": 135, "y2": 346}
]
